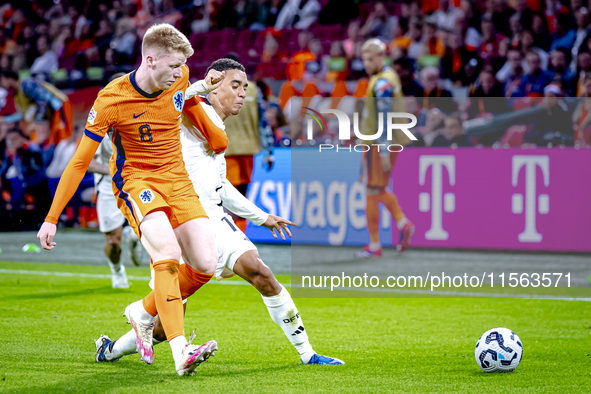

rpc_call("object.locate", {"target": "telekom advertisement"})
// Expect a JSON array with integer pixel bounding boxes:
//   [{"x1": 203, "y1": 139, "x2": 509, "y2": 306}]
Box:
[
  {"x1": 247, "y1": 148, "x2": 591, "y2": 252},
  {"x1": 393, "y1": 149, "x2": 591, "y2": 252}
]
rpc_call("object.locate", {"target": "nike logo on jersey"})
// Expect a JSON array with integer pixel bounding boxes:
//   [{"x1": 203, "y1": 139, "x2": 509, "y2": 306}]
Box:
[
  {"x1": 167, "y1": 297, "x2": 181, "y2": 302},
  {"x1": 133, "y1": 111, "x2": 148, "y2": 119}
]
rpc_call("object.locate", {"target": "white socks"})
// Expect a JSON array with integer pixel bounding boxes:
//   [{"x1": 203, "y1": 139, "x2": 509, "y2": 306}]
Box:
[
  {"x1": 169, "y1": 335, "x2": 188, "y2": 367},
  {"x1": 397, "y1": 217, "x2": 409, "y2": 231},
  {"x1": 107, "y1": 329, "x2": 162, "y2": 361},
  {"x1": 262, "y1": 286, "x2": 315, "y2": 363},
  {"x1": 106, "y1": 259, "x2": 123, "y2": 274},
  {"x1": 368, "y1": 242, "x2": 381, "y2": 251},
  {"x1": 107, "y1": 329, "x2": 137, "y2": 360}
]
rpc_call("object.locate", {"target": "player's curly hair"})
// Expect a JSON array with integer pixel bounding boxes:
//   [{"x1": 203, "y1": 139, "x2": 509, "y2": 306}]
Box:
[
  {"x1": 205, "y1": 58, "x2": 245, "y2": 78},
  {"x1": 142, "y1": 24, "x2": 194, "y2": 59}
]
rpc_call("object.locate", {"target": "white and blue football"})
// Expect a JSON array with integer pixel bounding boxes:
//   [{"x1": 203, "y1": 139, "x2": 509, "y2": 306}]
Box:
[{"x1": 475, "y1": 327, "x2": 523, "y2": 372}]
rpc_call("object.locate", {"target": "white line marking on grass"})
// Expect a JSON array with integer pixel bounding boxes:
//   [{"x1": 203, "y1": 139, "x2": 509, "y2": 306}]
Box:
[{"x1": 1, "y1": 269, "x2": 590, "y2": 302}]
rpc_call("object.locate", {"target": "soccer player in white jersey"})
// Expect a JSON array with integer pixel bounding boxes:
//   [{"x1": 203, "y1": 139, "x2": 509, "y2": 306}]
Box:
[{"x1": 95, "y1": 58, "x2": 344, "y2": 366}]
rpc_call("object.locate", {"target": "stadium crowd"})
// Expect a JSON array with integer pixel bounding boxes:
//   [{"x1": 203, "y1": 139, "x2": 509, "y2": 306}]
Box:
[{"x1": 0, "y1": 0, "x2": 590, "y2": 228}]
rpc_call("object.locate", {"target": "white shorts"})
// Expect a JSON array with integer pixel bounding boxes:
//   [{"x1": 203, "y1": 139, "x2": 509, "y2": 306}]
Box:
[
  {"x1": 96, "y1": 190, "x2": 126, "y2": 233},
  {"x1": 148, "y1": 207, "x2": 257, "y2": 295}
]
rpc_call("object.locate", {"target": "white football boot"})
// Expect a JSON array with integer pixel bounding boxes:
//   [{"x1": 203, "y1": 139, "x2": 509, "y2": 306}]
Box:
[
  {"x1": 176, "y1": 329, "x2": 218, "y2": 376},
  {"x1": 123, "y1": 301, "x2": 154, "y2": 364}
]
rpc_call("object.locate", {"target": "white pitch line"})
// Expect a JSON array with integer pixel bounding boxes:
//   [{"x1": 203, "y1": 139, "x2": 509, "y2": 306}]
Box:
[{"x1": 1, "y1": 269, "x2": 590, "y2": 302}]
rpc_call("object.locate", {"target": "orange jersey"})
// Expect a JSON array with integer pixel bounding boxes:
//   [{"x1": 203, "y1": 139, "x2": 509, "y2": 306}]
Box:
[{"x1": 84, "y1": 65, "x2": 190, "y2": 186}]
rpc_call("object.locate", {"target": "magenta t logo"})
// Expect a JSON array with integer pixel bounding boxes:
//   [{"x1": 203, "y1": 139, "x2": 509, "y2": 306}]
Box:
[
  {"x1": 419, "y1": 155, "x2": 456, "y2": 240},
  {"x1": 511, "y1": 155, "x2": 550, "y2": 242}
]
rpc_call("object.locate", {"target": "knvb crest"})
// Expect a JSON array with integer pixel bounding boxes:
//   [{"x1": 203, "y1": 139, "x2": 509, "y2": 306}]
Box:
[
  {"x1": 140, "y1": 189, "x2": 155, "y2": 204},
  {"x1": 173, "y1": 91, "x2": 184, "y2": 112}
]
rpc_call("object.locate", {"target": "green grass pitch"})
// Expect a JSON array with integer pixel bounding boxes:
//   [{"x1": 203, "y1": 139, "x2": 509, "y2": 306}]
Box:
[{"x1": 0, "y1": 261, "x2": 590, "y2": 393}]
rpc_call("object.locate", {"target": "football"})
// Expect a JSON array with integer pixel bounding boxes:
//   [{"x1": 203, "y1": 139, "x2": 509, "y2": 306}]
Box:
[{"x1": 475, "y1": 328, "x2": 523, "y2": 372}]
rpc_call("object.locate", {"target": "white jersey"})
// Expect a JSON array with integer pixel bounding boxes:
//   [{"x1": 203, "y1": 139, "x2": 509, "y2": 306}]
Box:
[
  {"x1": 179, "y1": 97, "x2": 268, "y2": 226},
  {"x1": 93, "y1": 135, "x2": 114, "y2": 196}
]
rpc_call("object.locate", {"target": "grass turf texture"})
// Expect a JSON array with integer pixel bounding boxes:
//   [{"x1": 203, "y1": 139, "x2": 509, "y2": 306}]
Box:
[{"x1": 0, "y1": 261, "x2": 589, "y2": 393}]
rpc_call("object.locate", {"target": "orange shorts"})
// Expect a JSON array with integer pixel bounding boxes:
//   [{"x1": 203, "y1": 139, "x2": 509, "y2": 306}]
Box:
[
  {"x1": 225, "y1": 155, "x2": 254, "y2": 187},
  {"x1": 113, "y1": 171, "x2": 207, "y2": 239}
]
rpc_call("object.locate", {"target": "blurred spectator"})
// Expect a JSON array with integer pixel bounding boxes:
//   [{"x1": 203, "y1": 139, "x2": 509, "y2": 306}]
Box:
[
  {"x1": 348, "y1": 41, "x2": 367, "y2": 80},
  {"x1": 492, "y1": 0, "x2": 515, "y2": 37},
  {"x1": 393, "y1": 57, "x2": 424, "y2": 97},
  {"x1": 30, "y1": 36, "x2": 58, "y2": 77},
  {"x1": 275, "y1": 0, "x2": 321, "y2": 30},
  {"x1": 531, "y1": 12, "x2": 552, "y2": 51},
  {"x1": 479, "y1": 13, "x2": 505, "y2": 63},
  {"x1": 286, "y1": 30, "x2": 314, "y2": 80},
  {"x1": 391, "y1": 17, "x2": 423, "y2": 59},
  {"x1": 511, "y1": 50, "x2": 555, "y2": 96},
  {"x1": 570, "y1": 7, "x2": 591, "y2": 71},
  {"x1": 500, "y1": 48, "x2": 527, "y2": 96},
  {"x1": 515, "y1": 0, "x2": 535, "y2": 31},
  {"x1": 233, "y1": 0, "x2": 259, "y2": 30},
  {"x1": 420, "y1": 67, "x2": 456, "y2": 113},
  {"x1": 45, "y1": 126, "x2": 81, "y2": 178},
  {"x1": 421, "y1": 20, "x2": 445, "y2": 57},
  {"x1": 461, "y1": 0, "x2": 482, "y2": 32},
  {"x1": 255, "y1": 31, "x2": 289, "y2": 80},
  {"x1": 508, "y1": 13, "x2": 525, "y2": 50},
  {"x1": 0, "y1": 127, "x2": 49, "y2": 211},
  {"x1": 189, "y1": 4, "x2": 211, "y2": 34},
  {"x1": 110, "y1": 19, "x2": 137, "y2": 65},
  {"x1": 432, "y1": 0, "x2": 463, "y2": 30},
  {"x1": 161, "y1": 0, "x2": 183, "y2": 28},
  {"x1": 549, "y1": 14, "x2": 576, "y2": 51},
  {"x1": 572, "y1": 72, "x2": 591, "y2": 145},
  {"x1": 360, "y1": 2, "x2": 398, "y2": 43},
  {"x1": 431, "y1": 113, "x2": 473, "y2": 146},
  {"x1": 525, "y1": 84, "x2": 573, "y2": 145},
  {"x1": 343, "y1": 19, "x2": 361, "y2": 59},
  {"x1": 325, "y1": 41, "x2": 347, "y2": 82},
  {"x1": 521, "y1": 30, "x2": 549, "y2": 69},
  {"x1": 456, "y1": 10, "x2": 482, "y2": 51},
  {"x1": 544, "y1": 0, "x2": 570, "y2": 35},
  {"x1": 303, "y1": 38, "x2": 326, "y2": 81},
  {"x1": 549, "y1": 48, "x2": 576, "y2": 95},
  {"x1": 440, "y1": 29, "x2": 481, "y2": 86},
  {"x1": 0, "y1": 27, "x2": 15, "y2": 56},
  {"x1": 253, "y1": 0, "x2": 287, "y2": 28}
]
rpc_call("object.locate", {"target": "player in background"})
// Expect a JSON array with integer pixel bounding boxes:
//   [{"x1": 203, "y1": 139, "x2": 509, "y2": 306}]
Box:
[
  {"x1": 220, "y1": 54, "x2": 274, "y2": 232},
  {"x1": 0, "y1": 71, "x2": 73, "y2": 146},
  {"x1": 37, "y1": 24, "x2": 222, "y2": 376},
  {"x1": 354, "y1": 38, "x2": 415, "y2": 258},
  {"x1": 95, "y1": 58, "x2": 344, "y2": 366}
]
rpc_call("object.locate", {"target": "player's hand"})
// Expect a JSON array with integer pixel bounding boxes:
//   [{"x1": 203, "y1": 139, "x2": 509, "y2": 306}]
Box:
[
  {"x1": 381, "y1": 155, "x2": 392, "y2": 172},
  {"x1": 262, "y1": 214, "x2": 297, "y2": 241},
  {"x1": 205, "y1": 69, "x2": 225, "y2": 92},
  {"x1": 37, "y1": 222, "x2": 57, "y2": 250},
  {"x1": 263, "y1": 154, "x2": 275, "y2": 171}
]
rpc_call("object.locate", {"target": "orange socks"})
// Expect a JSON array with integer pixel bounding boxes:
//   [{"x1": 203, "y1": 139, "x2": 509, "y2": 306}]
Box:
[
  {"x1": 366, "y1": 191, "x2": 406, "y2": 243},
  {"x1": 379, "y1": 191, "x2": 405, "y2": 223},
  {"x1": 366, "y1": 195, "x2": 381, "y2": 243},
  {"x1": 149, "y1": 259, "x2": 184, "y2": 341},
  {"x1": 142, "y1": 263, "x2": 214, "y2": 341}
]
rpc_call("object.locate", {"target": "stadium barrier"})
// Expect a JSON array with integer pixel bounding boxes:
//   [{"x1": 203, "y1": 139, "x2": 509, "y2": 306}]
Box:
[{"x1": 247, "y1": 147, "x2": 590, "y2": 252}]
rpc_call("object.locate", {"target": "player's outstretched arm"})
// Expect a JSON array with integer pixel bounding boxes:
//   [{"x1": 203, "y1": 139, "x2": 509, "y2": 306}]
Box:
[
  {"x1": 261, "y1": 214, "x2": 297, "y2": 241},
  {"x1": 37, "y1": 135, "x2": 100, "y2": 250}
]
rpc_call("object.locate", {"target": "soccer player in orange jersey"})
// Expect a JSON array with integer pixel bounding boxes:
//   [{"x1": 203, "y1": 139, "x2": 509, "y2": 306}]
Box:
[
  {"x1": 37, "y1": 24, "x2": 220, "y2": 376},
  {"x1": 354, "y1": 39, "x2": 415, "y2": 258}
]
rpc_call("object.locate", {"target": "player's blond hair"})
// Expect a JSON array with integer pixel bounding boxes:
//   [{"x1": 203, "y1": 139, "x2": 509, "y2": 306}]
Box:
[
  {"x1": 361, "y1": 38, "x2": 386, "y2": 55},
  {"x1": 142, "y1": 24, "x2": 194, "y2": 59}
]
